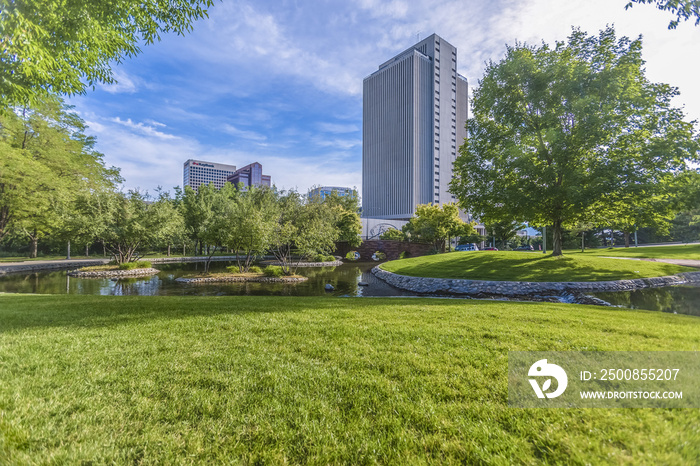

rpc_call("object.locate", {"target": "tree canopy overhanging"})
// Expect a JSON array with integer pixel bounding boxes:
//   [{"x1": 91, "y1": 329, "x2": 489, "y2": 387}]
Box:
[
  {"x1": 449, "y1": 26, "x2": 700, "y2": 256},
  {"x1": 0, "y1": 0, "x2": 214, "y2": 106}
]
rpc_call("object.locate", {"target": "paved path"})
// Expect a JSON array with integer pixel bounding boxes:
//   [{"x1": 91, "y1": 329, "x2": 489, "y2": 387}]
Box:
[{"x1": 604, "y1": 257, "x2": 700, "y2": 268}]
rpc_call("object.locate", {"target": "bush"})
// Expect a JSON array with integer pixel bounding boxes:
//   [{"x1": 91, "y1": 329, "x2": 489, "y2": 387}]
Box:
[
  {"x1": 372, "y1": 251, "x2": 386, "y2": 261},
  {"x1": 263, "y1": 265, "x2": 284, "y2": 277},
  {"x1": 118, "y1": 260, "x2": 152, "y2": 270},
  {"x1": 248, "y1": 266, "x2": 263, "y2": 274},
  {"x1": 345, "y1": 251, "x2": 360, "y2": 261},
  {"x1": 311, "y1": 254, "x2": 336, "y2": 263},
  {"x1": 399, "y1": 251, "x2": 411, "y2": 259}
]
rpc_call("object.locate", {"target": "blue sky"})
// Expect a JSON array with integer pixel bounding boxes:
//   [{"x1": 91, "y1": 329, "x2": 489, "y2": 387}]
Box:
[{"x1": 67, "y1": 0, "x2": 700, "y2": 196}]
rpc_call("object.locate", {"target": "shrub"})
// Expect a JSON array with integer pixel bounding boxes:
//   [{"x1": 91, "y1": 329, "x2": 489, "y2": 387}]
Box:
[
  {"x1": 345, "y1": 251, "x2": 360, "y2": 261},
  {"x1": 372, "y1": 251, "x2": 386, "y2": 261},
  {"x1": 399, "y1": 251, "x2": 411, "y2": 259},
  {"x1": 118, "y1": 260, "x2": 152, "y2": 270},
  {"x1": 311, "y1": 254, "x2": 336, "y2": 263},
  {"x1": 263, "y1": 265, "x2": 284, "y2": 277},
  {"x1": 248, "y1": 266, "x2": 263, "y2": 274}
]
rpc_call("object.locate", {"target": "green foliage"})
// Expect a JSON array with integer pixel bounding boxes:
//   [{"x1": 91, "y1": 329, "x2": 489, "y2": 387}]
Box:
[
  {"x1": 314, "y1": 189, "x2": 362, "y2": 247},
  {"x1": 118, "y1": 260, "x2": 152, "y2": 270},
  {"x1": 379, "y1": 228, "x2": 406, "y2": 241},
  {"x1": 381, "y1": 251, "x2": 691, "y2": 282},
  {"x1": 0, "y1": 96, "x2": 120, "y2": 256},
  {"x1": 248, "y1": 266, "x2": 263, "y2": 274},
  {"x1": 625, "y1": 0, "x2": 700, "y2": 28},
  {"x1": 402, "y1": 203, "x2": 476, "y2": 252},
  {"x1": 1, "y1": 294, "x2": 699, "y2": 463},
  {"x1": 451, "y1": 27, "x2": 700, "y2": 256},
  {"x1": 372, "y1": 251, "x2": 386, "y2": 261},
  {"x1": 263, "y1": 265, "x2": 284, "y2": 277},
  {"x1": 399, "y1": 251, "x2": 411, "y2": 259},
  {"x1": 0, "y1": 0, "x2": 214, "y2": 106},
  {"x1": 311, "y1": 254, "x2": 336, "y2": 262},
  {"x1": 483, "y1": 220, "x2": 527, "y2": 250},
  {"x1": 345, "y1": 251, "x2": 359, "y2": 261}
]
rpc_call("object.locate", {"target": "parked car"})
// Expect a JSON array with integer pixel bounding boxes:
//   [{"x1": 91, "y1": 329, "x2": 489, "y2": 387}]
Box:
[
  {"x1": 455, "y1": 244, "x2": 479, "y2": 251},
  {"x1": 515, "y1": 245, "x2": 534, "y2": 251},
  {"x1": 483, "y1": 247, "x2": 499, "y2": 251}
]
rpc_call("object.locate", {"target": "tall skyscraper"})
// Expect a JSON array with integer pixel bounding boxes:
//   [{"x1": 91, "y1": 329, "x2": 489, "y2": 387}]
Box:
[
  {"x1": 183, "y1": 159, "x2": 237, "y2": 192},
  {"x1": 362, "y1": 33, "x2": 468, "y2": 220}
]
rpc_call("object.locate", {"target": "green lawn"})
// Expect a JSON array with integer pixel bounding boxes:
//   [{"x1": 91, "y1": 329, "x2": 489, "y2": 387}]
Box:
[
  {"x1": 570, "y1": 244, "x2": 700, "y2": 260},
  {"x1": 1, "y1": 294, "x2": 699, "y2": 463},
  {"x1": 381, "y1": 251, "x2": 693, "y2": 282}
]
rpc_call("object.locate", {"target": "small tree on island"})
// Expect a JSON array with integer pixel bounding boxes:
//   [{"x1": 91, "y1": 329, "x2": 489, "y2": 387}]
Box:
[
  {"x1": 450, "y1": 27, "x2": 700, "y2": 256},
  {"x1": 402, "y1": 203, "x2": 476, "y2": 252}
]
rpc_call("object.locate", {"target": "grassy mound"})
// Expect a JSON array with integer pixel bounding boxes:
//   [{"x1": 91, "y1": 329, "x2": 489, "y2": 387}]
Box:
[
  {"x1": 569, "y1": 244, "x2": 700, "y2": 260},
  {"x1": 0, "y1": 295, "x2": 698, "y2": 463},
  {"x1": 380, "y1": 251, "x2": 693, "y2": 282}
]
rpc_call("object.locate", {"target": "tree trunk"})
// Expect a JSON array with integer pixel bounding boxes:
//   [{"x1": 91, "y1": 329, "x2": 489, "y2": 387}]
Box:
[
  {"x1": 102, "y1": 241, "x2": 106, "y2": 257},
  {"x1": 66, "y1": 240, "x2": 71, "y2": 260},
  {"x1": 183, "y1": 242, "x2": 186, "y2": 256},
  {"x1": 85, "y1": 244, "x2": 89, "y2": 256},
  {"x1": 167, "y1": 244, "x2": 171, "y2": 256},
  {"x1": 624, "y1": 231, "x2": 630, "y2": 248},
  {"x1": 552, "y1": 221, "x2": 563, "y2": 256},
  {"x1": 30, "y1": 235, "x2": 38, "y2": 258},
  {"x1": 581, "y1": 232, "x2": 585, "y2": 253}
]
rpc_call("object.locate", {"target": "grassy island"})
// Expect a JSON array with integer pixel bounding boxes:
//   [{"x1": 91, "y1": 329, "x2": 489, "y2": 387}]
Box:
[
  {"x1": 0, "y1": 294, "x2": 698, "y2": 463},
  {"x1": 380, "y1": 251, "x2": 693, "y2": 282}
]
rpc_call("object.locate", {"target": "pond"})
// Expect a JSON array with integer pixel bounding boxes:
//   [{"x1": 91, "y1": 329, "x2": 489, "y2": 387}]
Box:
[
  {"x1": 1, "y1": 261, "x2": 698, "y2": 317},
  {"x1": 0, "y1": 262, "x2": 416, "y2": 298}
]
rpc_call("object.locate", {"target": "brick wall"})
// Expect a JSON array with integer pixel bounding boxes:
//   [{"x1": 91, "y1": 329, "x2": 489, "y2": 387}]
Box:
[{"x1": 334, "y1": 240, "x2": 434, "y2": 261}]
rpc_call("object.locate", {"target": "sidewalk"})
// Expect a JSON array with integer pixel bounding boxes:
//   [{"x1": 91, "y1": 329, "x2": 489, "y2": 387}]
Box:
[{"x1": 605, "y1": 257, "x2": 700, "y2": 268}]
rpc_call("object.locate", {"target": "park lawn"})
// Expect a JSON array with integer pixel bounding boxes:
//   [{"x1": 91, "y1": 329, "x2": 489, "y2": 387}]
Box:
[
  {"x1": 569, "y1": 244, "x2": 700, "y2": 260},
  {"x1": 0, "y1": 295, "x2": 699, "y2": 464},
  {"x1": 380, "y1": 251, "x2": 693, "y2": 282}
]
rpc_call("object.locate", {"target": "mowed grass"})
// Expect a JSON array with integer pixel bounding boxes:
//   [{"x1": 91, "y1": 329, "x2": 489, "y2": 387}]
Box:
[
  {"x1": 1, "y1": 295, "x2": 699, "y2": 464},
  {"x1": 570, "y1": 243, "x2": 700, "y2": 260},
  {"x1": 381, "y1": 251, "x2": 693, "y2": 282}
]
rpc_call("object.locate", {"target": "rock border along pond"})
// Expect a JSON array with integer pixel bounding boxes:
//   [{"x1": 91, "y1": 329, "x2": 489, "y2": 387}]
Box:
[
  {"x1": 68, "y1": 268, "x2": 160, "y2": 278},
  {"x1": 372, "y1": 266, "x2": 700, "y2": 297}
]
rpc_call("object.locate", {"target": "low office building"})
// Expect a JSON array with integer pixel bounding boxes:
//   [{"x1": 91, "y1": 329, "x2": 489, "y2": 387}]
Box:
[
  {"x1": 183, "y1": 159, "x2": 237, "y2": 192},
  {"x1": 227, "y1": 162, "x2": 271, "y2": 189},
  {"x1": 308, "y1": 186, "x2": 355, "y2": 201}
]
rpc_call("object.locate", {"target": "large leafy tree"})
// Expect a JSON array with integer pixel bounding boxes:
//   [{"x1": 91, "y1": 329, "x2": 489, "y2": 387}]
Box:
[
  {"x1": 1, "y1": 0, "x2": 215, "y2": 106},
  {"x1": 315, "y1": 189, "x2": 362, "y2": 248},
  {"x1": 451, "y1": 27, "x2": 700, "y2": 256},
  {"x1": 0, "y1": 96, "x2": 120, "y2": 255}
]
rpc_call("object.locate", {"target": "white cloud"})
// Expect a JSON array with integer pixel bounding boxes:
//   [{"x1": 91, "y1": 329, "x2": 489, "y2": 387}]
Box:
[
  {"x1": 111, "y1": 117, "x2": 180, "y2": 140},
  {"x1": 317, "y1": 122, "x2": 360, "y2": 133},
  {"x1": 98, "y1": 68, "x2": 139, "y2": 94},
  {"x1": 221, "y1": 124, "x2": 268, "y2": 142}
]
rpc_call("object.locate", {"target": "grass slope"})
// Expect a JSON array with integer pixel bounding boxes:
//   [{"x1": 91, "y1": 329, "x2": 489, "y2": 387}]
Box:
[
  {"x1": 381, "y1": 251, "x2": 693, "y2": 282},
  {"x1": 570, "y1": 244, "x2": 700, "y2": 260},
  {"x1": 1, "y1": 295, "x2": 699, "y2": 464}
]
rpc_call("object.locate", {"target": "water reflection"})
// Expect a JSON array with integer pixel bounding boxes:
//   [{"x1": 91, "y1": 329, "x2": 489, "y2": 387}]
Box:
[
  {"x1": 592, "y1": 285, "x2": 700, "y2": 317},
  {"x1": 0, "y1": 262, "x2": 414, "y2": 298},
  {"x1": 3, "y1": 262, "x2": 700, "y2": 316}
]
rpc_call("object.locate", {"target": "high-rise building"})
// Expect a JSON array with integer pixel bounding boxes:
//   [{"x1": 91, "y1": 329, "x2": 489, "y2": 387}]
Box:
[
  {"x1": 362, "y1": 33, "x2": 468, "y2": 220},
  {"x1": 183, "y1": 159, "x2": 237, "y2": 192},
  {"x1": 227, "y1": 162, "x2": 271, "y2": 189},
  {"x1": 308, "y1": 186, "x2": 355, "y2": 201}
]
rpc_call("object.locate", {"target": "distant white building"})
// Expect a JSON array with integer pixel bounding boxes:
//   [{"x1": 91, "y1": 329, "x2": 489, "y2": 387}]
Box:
[
  {"x1": 309, "y1": 186, "x2": 355, "y2": 201},
  {"x1": 183, "y1": 159, "x2": 237, "y2": 192}
]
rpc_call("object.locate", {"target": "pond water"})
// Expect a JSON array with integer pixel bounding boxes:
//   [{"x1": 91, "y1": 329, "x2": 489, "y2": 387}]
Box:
[
  {"x1": 1, "y1": 261, "x2": 698, "y2": 317},
  {"x1": 0, "y1": 262, "x2": 416, "y2": 298}
]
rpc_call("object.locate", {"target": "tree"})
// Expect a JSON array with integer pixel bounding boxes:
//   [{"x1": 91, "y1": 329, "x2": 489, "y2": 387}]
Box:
[
  {"x1": 379, "y1": 228, "x2": 406, "y2": 241},
  {"x1": 220, "y1": 185, "x2": 278, "y2": 273},
  {"x1": 402, "y1": 203, "x2": 476, "y2": 252},
  {"x1": 102, "y1": 191, "x2": 173, "y2": 263},
  {"x1": 180, "y1": 183, "x2": 218, "y2": 256},
  {"x1": 483, "y1": 220, "x2": 526, "y2": 250},
  {"x1": 451, "y1": 27, "x2": 700, "y2": 256},
  {"x1": 625, "y1": 1, "x2": 700, "y2": 28},
  {"x1": 316, "y1": 190, "x2": 362, "y2": 247},
  {"x1": 1, "y1": 0, "x2": 215, "y2": 106},
  {"x1": 0, "y1": 96, "x2": 120, "y2": 256},
  {"x1": 270, "y1": 191, "x2": 339, "y2": 275}
]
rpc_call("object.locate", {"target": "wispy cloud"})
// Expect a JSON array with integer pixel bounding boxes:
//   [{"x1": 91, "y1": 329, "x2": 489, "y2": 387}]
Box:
[
  {"x1": 221, "y1": 124, "x2": 268, "y2": 142},
  {"x1": 111, "y1": 117, "x2": 180, "y2": 140}
]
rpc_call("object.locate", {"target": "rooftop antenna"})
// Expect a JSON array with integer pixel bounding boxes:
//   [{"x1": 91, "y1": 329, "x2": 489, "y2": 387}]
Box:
[{"x1": 415, "y1": 31, "x2": 421, "y2": 42}]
